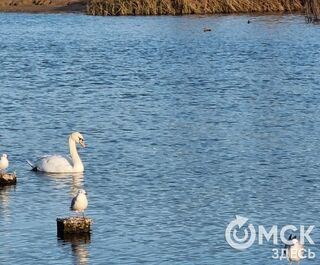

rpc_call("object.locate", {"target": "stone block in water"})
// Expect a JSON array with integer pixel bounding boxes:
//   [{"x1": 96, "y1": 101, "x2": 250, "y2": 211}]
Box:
[
  {"x1": 56, "y1": 217, "x2": 92, "y2": 236},
  {"x1": 0, "y1": 172, "x2": 17, "y2": 186}
]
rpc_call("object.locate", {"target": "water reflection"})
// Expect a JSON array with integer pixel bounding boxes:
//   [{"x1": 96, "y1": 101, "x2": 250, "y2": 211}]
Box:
[
  {"x1": 0, "y1": 185, "x2": 15, "y2": 221},
  {"x1": 59, "y1": 233, "x2": 91, "y2": 265},
  {"x1": 36, "y1": 172, "x2": 84, "y2": 195}
]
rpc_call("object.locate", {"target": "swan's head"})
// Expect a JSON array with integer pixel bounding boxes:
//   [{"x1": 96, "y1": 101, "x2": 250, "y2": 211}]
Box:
[
  {"x1": 292, "y1": 238, "x2": 299, "y2": 245},
  {"x1": 1, "y1": 154, "x2": 8, "y2": 159},
  {"x1": 77, "y1": 189, "x2": 87, "y2": 196},
  {"x1": 70, "y1": 132, "x2": 85, "y2": 147}
]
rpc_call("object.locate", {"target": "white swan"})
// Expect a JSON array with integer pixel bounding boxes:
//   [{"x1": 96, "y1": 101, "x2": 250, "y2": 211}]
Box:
[
  {"x1": 27, "y1": 132, "x2": 85, "y2": 173},
  {"x1": 286, "y1": 236, "x2": 304, "y2": 263}
]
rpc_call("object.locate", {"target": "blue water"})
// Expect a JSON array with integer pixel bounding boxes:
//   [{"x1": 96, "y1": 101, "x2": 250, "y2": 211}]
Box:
[{"x1": 1, "y1": 13, "x2": 320, "y2": 264}]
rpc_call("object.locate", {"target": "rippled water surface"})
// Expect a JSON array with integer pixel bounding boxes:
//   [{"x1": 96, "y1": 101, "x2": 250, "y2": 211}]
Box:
[{"x1": 1, "y1": 13, "x2": 320, "y2": 265}]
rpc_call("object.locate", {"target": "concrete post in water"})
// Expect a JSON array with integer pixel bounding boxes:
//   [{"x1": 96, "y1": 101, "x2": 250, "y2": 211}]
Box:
[
  {"x1": 57, "y1": 189, "x2": 91, "y2": 236},
  {"x1": 56, "y1": 217, "x2": 92, "y2": 236},
  {"x1": 0, "y1": 172, "x2": 17, "y2": 186}
]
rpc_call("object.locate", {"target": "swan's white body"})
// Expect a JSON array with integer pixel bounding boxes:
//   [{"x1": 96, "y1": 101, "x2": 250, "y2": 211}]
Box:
[
  {"x1": 71, "y1": 189, "x2": 88, "y2": 216},
  {"x1": 0, "y1": 154, "x2": 9, "y2": 171},
  {"x1": 28, "y1": 132, "x2": 85, "y2": 173},
  {"x1": 287, "y1": 238, "x2": 304, "y2": 263}
]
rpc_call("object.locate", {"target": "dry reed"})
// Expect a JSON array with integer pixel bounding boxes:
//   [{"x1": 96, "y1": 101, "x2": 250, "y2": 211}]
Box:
[
  {"x1": 304, "y1": 0, "x2": 320, "y2": 23},
  {"x1": 86, "y1": 0, "x2": 305, "y2": 16}
]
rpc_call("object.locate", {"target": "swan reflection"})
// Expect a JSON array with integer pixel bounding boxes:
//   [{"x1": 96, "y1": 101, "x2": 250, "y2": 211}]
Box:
[
  {"x1": 37, "y1": 172, "x2": 84, "y2": 195},
  {"x1": 59, "y1": 233, "x2": 91, "y2": 265}
]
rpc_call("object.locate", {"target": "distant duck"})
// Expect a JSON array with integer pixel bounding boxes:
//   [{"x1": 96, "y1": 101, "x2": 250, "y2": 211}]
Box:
[
  {"x1": 248, "y1": 20, "x2": 251, "y2": 24},
  {"x1": 203, "y1": 27, "x2": 212, "y2": 32},
  {"x1": 70, "y1": 189, "x2": 88, "y2": 217},
  {"x1": 285, "y1": 234, "x2": 304, "y2": 264},
  {"x1": 0, "y1": 154, "x2": 9, "y2": 172},
  {"x1": 27, "y1": 132, "x2": 85, "y2": 173}
]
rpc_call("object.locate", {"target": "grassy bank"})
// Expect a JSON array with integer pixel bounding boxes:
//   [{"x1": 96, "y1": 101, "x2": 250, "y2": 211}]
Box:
[{"x1": 87, "y1": 0, "x2": 304, "y2": 16}]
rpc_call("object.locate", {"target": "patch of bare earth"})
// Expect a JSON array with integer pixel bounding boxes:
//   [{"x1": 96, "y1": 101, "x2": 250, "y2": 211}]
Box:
[{"x1": 0, "y1": 0, "x2": 87, "y2": 13}]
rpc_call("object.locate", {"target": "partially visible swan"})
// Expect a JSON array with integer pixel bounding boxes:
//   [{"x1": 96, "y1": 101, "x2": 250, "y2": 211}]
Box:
[
  {"x1": 0, "y1": 154, "x2": 9, "y2": 172},
  {"x1": 27, "y1": 132, "x2": 85, "y2": 173},
  {"x1": 285, "y1": 235, "x2": 304, "y2": 264}
]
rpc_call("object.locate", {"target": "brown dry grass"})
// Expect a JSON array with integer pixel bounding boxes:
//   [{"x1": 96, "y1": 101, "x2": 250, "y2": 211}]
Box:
[
  {"x1": 0, "y1": 0, "x2": 317, "y2": 22},
  {"x1": 87, "y1": 0, "x2": 305, "y2": 16},
  {"x1": 305, "y1": 0, "x2": 320, "y2": 23}
]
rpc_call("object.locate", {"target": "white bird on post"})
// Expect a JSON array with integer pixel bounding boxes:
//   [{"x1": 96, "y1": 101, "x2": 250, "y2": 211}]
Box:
[
  {"x1": 70, "y1": 189, "x2": 88, "y2": 218},
  {"x1": 0, "y1": 154, "x2": 9, "y2": 172}
]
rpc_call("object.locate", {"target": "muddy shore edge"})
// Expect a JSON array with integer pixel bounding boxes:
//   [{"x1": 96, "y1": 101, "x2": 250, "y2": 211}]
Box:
[{"x1": 0, "y1": 0, "x2": 87, "y2": 13}]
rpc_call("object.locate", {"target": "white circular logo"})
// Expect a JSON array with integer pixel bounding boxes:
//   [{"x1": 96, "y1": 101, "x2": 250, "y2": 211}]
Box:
[{"x1": 225, "y1": 215, "x2": 256, "y2": 250}]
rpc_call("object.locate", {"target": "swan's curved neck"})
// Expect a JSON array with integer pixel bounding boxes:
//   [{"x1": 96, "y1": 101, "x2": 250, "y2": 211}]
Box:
[{"x1": 69, "y1": 136, "x2": 83, "y2": 172}]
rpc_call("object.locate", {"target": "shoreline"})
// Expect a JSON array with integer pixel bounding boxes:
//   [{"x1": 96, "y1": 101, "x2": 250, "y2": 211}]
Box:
[
  {"x1": 0, "y1": 0, "x2": 87, "y2": 13},
  {"x1": 0, "y1": 0, "x2": 310, "y2": 18}
]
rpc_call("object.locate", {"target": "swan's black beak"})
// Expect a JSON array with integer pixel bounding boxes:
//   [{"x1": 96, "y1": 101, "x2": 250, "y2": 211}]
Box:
[{"x1": 79, "y1": 138, "x2": 86, "y2": 148}]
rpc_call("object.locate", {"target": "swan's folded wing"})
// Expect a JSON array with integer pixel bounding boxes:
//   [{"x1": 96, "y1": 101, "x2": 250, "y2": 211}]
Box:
[
  {"x1": 27, "y1": 155, "x2": 52, "y2": 170},
  {"x1": 36, "y1": 155, "x2": 73, "y2": 173}
]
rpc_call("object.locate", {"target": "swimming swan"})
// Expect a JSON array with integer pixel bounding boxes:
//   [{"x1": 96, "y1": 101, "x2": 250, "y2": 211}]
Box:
[{"x1": 27, "y1": 132, "x2": 85, "y2": 173}]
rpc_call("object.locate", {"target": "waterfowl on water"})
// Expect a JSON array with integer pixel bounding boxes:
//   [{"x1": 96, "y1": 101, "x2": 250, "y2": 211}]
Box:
[
  {"x1": 27, "y1": 132, "x2": 85, "y2": 173},
  {"x1": 285, "y1": 234, "x2": 304, "y2": 264}
]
